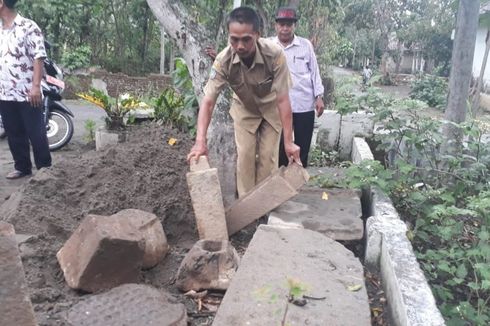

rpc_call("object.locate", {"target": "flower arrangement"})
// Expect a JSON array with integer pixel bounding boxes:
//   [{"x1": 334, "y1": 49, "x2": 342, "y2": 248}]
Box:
[{"x1": 77, "y1": 89, "x2": 149, "y2": 130}]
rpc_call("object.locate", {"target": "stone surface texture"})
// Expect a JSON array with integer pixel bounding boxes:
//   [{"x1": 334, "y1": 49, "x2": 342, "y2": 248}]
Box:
[
  {"x1": 0, "y1": 222, "x2": 37, "y2": 326},
  {"x1": 176, "y1": 240, "x2": 239, "y2": 292},
  {"x1": 189, "y1": 155, "x2": 211, "y2": 172},
  {"x1": 66, "y1": 284, "x2": 187, "y2": 326},
  {"x1": 95, "y1": 128, "x2": 120, "y2": 151},
  {"x1": 112, "y1": 209, "x2": 169, "y2": 269},
  {"x1": 352, "y1": 137, "x2": 374, "y2": 163},
  {"x1": 381, "y1": 232, "x2": 446, "y2": 326},
  {"x1": 365, "y1": 189, "x2": 445, "y2": 325},
  {"x1": 338, "y1": 111, "x2": 375, "y2": 159},
  {"x1": 270, "y1": 187, "x2": 363, "y2": 241},
  {"x1": 226, "y1": 164, "x2": 308, "y2": 235},
  {"x1": 213, "y1": 226, "x2": 370, "y2": 326},
  {"x1": 186, "y1": 167, "x2": 228, "y2": 241},
  {"x1": 314, "y1": 110, "x2": 341, "y2": 152},
  {"x1": 56, "y1": 214, "x2": 145, "y2": 292}
]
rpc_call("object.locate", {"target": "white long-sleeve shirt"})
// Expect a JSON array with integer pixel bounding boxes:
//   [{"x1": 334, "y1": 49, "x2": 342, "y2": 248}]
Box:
[{"x1": 271, "y1": 35, "x2": 324, "y2": 113}]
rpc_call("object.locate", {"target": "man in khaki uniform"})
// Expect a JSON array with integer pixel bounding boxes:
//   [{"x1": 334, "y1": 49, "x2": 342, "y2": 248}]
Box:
[{"x1": 187, "y1": 6, "x2": 301, "y2": 197}]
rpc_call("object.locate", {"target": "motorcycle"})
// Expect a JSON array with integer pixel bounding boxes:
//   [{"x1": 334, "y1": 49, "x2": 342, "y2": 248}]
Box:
[{"x1": 0, "y1": 42, "x2": 74, "y2": 151}]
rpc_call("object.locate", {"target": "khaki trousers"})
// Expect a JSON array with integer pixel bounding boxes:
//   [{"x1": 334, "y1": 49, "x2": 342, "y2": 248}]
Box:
[{"x1": 234, "y1": 119, "x2": 280, "y2": 197}]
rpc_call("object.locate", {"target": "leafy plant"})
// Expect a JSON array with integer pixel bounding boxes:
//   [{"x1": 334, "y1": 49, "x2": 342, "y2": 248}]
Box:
[
  {"x1": 61, "y1": 45, "x2": 92, "y2": 71},
  {"x1": 153, "y1": 87, "x2": 194, "y2": 133},
  {"x1": 84, "y1": 119, "x2": 96, "y2": 143},
  {"x1": 308, "y1": 146, "x2": 342, "y2": 167},
  {"x1": 410, "y1": 74, "x2": 448, "y2": 109},
  {"x1": 172, "y1": 58, "x2": 198, "y2": 113},
  {"x1": 77, "y1": 89, "x2": 147, "y2": 130}
]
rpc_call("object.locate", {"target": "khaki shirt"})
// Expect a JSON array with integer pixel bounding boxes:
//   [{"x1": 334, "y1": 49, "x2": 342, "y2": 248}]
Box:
[{"x1": 204, "y1": 38, "x2": 291, "y2": 133}]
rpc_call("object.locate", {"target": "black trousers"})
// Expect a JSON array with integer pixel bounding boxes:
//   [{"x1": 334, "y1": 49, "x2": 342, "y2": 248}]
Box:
[
  {"x1": 0, "y1": 101, "x2": 51, "y2": 174},
  {"x1": 279, "y1": 110, "x2": 315, "y2": 167}
]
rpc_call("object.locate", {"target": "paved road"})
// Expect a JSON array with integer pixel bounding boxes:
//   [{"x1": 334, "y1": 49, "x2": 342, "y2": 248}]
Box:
[{"x1": 0, "y1": 100, "x2": 106, "y2": 205}]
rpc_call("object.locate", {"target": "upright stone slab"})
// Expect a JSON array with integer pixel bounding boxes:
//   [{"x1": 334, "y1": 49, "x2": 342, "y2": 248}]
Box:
[
  {"x1": 269, "y1": 187, "x2": 364, "y2": 241},
  {"x1": 0, "y1": 222, "x2": 37, "y2": 326},
  {"x1": 56, "y1": 214, "x2": 145, "y2": 292},
  {"x1": 226, "y1": 164, "x2": 309, "y2": 235},
  {"x1": 213, "y1": 226, "x2": 370, "y2": 326},
  {"x1": 186, "y1": 156, "x2": 228, "y2": 240},
  {"x1": 66, "y1": 284, "x2": 187, "y2": 326}
]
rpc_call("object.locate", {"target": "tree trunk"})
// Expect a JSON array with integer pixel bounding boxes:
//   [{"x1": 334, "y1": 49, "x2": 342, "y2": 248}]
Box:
[
  {"x1": 471, "y1": 29, "x2": 490, "y2": 113},
  {"x1": 442, "y1": 0, "x2": 479, "y2": 157},
  {"x1": 160, "y1": 25, "x2": 165, "y2": 74},
  {"x1": 147, "y1": 0, "x2": 236, "y2": 206}
]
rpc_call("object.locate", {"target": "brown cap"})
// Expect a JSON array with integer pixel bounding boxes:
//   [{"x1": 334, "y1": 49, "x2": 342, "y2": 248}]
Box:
[{"x1": 275, "y1": 7, "x2": 298, "y2": 22}]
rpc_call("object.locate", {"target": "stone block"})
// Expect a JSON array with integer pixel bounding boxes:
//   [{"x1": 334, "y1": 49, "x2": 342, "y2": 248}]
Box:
[
  {"x1": 112, "y1": 209, "x2": 169, "y2": 269},
  {"x1": 338, "y1": 111, "x2": 375, "y2": 159},
  {"x1": 189, "y1": 155, "x2": 211, "y2": 172},
  {"x1": 213, "y1": 226, "x2": 370, "y2": 326},
  {"x1": 66, "y1": 284, "x2": 186, "y2": 326},
  {"x1": 0, "y1": 222, "x2": 37, "y2": 326},
  {"x1": 270, "y1": 187, "x2": 363, "y2": 241},
  {"x1": 186, "y1": 168, "x2": 228, "y2": 240},
  {"x1": 226, "y1": 164, "x2": 309, "y2": 235},
  {"x1": 314, "y1": 110, "x2": 341, "y2": 151},
  {"x1": 56, "y1": 214, "x2": 145, "y2": 292},
  {"x1": 176, "y1": 240, "x2": 239, "y2": 292},
  {"x1": 381, "y1": 232, "x2": 445, "y2": 326},
  {"x1": 352, "y1": 137, "x2": 374, "y2": 163}
]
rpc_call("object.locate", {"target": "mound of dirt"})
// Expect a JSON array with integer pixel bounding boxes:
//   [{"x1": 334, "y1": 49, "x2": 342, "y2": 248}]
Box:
[{"x1": 0, "y1": 123, "x2": 200, "y2": 325}]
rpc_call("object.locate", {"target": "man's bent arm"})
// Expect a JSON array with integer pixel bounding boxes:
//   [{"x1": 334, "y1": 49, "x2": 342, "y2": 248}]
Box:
[
  {"x1": 276, "y1": 91, "x2": 301, "y2": 164},
  {"x1": 187, "y1": 95, "x2": 216, "y2": 162}
]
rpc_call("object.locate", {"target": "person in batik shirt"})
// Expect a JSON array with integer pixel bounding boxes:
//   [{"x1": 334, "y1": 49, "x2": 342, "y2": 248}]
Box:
[{"x1": 0, "y1": 0, "x2": 51, "y2": 179}]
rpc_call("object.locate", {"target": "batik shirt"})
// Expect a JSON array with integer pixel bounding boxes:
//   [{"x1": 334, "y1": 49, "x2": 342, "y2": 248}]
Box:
[{"x1": 0, "y1": 14, "x2": 46, "y2": 102}]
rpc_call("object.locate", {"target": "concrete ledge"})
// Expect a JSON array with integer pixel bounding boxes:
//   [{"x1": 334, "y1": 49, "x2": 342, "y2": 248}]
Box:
[
  {"x1": 351, "y1": 138, "x2": 446, "y2": 326},
  {"x1": 352, "y1": 137, "x2": 374, "y2": 163}
]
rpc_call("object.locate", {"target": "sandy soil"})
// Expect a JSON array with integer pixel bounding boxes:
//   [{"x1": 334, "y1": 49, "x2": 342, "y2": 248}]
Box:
[{"x1": 0, "y1": 123, "x2": 217, "y2": 325}]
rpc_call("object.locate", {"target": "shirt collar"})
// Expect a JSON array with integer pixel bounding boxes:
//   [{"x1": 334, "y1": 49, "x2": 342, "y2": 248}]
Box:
[
  {"x1": 272, "y1": 35, "x2": 298, "y2": 49},
  {"x1": 232, "y1": 41, "x2": 264, "y2": 66}
]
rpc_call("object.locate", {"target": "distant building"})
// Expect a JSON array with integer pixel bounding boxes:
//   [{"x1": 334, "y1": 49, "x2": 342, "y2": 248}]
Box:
[{"x1": 472, "y1": 3, "x2": 490, "y2": 91}]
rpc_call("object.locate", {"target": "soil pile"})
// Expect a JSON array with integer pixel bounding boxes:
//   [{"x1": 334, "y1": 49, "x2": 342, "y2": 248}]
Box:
[{"x1": 0, "y1": 123, "x2": 200, "y2": 325}]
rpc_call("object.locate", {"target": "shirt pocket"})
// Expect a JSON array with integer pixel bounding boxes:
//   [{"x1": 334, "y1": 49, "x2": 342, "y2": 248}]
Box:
[
  {"x1": 293, "y1": 56, "x2": 310, "y2": 74},
  {"x1": 255, "y1": 77, "x2": 273, "y2": 98}
]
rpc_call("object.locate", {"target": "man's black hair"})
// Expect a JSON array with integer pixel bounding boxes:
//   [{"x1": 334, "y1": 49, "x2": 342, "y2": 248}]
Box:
[
  {"x1": 4, "y1": 0, "x2": 18, "y2": 9},
  {"x1": 226, "y1": 6, "x2": 260, "y2": 32}
]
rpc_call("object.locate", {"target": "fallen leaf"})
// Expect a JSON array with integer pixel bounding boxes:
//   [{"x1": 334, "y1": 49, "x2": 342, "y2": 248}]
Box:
[
  {"x1": 201, "y1": 302, "x2": 219, "y2": 312},
  {"x1": 322, "y1": 192, "x2": 329, "y2": 200},
  {"x1": 346, "y1": 284, "x2": 363, "y2": 292},
  {"x1": 168, "y1": 137, "x2": 177, "y2": 145},
  {"x1": 184, "y1": 289, "x2": 208, "y2": 299}
]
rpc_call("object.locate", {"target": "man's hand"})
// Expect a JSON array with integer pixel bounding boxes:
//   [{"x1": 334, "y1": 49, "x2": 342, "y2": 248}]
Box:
[
  {"x1": 29, "y1": 86, "x2": 42, "y2": 108},
  {"x1": 315, "y1": 96, "x2": 324, "y2": 117},
  {"x1": 187, "y1": 140, "x2": 208, "y2": 164},
  {"x1": 284, "y1": 142, "x2": 301, "y2": 166},
  {"x1": 204, "y1": 46, "x2": 217, "y2": 60}
]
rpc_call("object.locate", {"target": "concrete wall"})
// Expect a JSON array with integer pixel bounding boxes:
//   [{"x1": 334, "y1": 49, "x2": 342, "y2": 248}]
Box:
[
  {"x1": 351, "y1": 137, "x2": 446, "y2": 326},
  {"x1": 473, "y1": 27, "x2": 490, "y2": 91}
]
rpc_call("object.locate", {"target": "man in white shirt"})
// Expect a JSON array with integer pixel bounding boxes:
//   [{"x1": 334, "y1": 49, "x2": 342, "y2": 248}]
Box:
[
  {"x1": 0, "y1": 0, "x2": 51, "y2": 179},
  {"x1": 271, "y1": 7, "x2": 324, "y2": 167}
]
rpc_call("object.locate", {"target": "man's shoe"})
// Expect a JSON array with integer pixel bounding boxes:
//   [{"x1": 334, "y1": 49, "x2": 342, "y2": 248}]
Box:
[{"x1": 6, "y1": 170, "x2": 32, "y2": 179}]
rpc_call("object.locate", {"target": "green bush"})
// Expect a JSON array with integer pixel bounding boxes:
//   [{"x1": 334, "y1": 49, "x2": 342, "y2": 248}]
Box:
[
  {"x1": 61, "y1": 46, "x2": 92, "y2": 71},
  {"x1": 153, "y1": 87, "x2": 194, "y2": 133},
  {"x1": 410, "y1": 74, "x2": 448, "y2": 109}
]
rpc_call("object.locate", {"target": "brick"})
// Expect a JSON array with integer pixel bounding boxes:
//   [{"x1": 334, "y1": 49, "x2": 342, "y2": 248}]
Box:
[
  {"x1": 56, "y1": 214, "x2": 145, "y2": 292},
  {"x1": 186, "y1": 168, "x2": 228, "y2": 240},
  {"x1": 112, "y1": 209, "x2": 169, "y2": 269},
  {"x1": 66, "y1": 284, "x2": 187, "y2": 326},
  {"x1": 225, "y1": 164, "x2": 309, "y2": 235},
  {"x1": 0, "y1": 222, "x2": 37, "y2": 326},
  {"x1": 189, "y1": 155, "x2": 211, "y2": 172},
  {"x1": 176, "y1": 240, "x2": 239, "y2": 292}
]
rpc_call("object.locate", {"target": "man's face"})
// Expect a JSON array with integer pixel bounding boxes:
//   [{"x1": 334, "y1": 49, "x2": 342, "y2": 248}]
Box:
[
  {"x1": 228, "y1": 22, "x2": 259, "y2": 59},
  {"x1": 275, "y1": 20, "x2": 295, "y2": 44}
]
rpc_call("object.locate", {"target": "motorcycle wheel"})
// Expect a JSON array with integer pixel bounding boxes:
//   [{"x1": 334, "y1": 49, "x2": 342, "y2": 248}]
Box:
[{"x1": 47, "y1": 109, "x2": 74, "y2": 151}]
